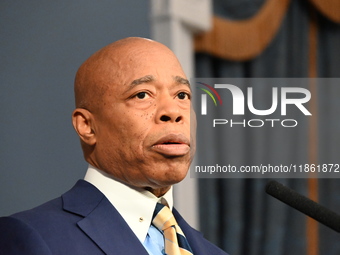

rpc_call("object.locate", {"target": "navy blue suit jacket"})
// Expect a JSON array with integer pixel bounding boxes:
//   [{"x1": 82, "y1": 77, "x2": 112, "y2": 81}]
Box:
[{"x1": 0, "y1": 180, "x2": 228, "y2": 254}]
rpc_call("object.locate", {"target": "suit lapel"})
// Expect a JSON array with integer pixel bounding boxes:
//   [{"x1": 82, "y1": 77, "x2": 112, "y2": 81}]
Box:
[
  {"x1": 62, "y1": 180, "x2": 149, "y2": 255},
  {"x1": 77, "y1": 197, "x2": 148, "y2": 255}
]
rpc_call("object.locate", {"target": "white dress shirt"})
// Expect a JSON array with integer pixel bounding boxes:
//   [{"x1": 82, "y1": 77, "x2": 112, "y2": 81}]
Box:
[{"x1": 84, "y1": 165, "x2": 172, "y2": 254}]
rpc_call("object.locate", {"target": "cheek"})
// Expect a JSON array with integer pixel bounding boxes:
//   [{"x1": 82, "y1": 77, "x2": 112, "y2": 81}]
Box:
[
  {"x1": 136, "y1": 110, "x2": 156, "y2": 124},
  {"x1": 101, "y1": 104, "x2": 157, "y2": 156},
  {"x1": 120, "y1": 115, "x2": 154, "y2": 151},
  {"x1": 128, "y1": 108, "x2": 156, "y2": 136}
]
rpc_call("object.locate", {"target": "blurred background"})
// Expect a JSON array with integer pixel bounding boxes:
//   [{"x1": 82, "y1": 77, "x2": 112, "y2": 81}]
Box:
[
  {"x1": 1, "y1": 1, "x2": 340, "y2": 255},
  {"x1": 0, "y1": 0, "x2": 150, "y2": 214}
]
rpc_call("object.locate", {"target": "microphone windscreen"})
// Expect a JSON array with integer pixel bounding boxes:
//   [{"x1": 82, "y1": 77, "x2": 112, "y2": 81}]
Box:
[{"x1": 265, "y1": 180, "x2": 340, "y2": 233}]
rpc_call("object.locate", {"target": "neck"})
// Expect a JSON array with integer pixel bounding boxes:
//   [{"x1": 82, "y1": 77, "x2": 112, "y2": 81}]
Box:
[{"x1": 145, "y1": 186, "x2": 171, "y2": 197}]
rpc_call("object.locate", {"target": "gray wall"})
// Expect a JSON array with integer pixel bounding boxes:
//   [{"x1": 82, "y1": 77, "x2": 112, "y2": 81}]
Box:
[{"x1": 0, "y1": 1, "x2": 150, "y2": 216}]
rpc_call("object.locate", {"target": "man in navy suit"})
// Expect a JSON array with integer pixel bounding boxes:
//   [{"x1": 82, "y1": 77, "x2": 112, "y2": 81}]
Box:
[{"x1": 0, "y1": 37, "x2": 228, "y2": 254}]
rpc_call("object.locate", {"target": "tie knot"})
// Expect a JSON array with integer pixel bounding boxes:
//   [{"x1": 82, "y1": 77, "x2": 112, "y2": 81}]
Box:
[{"x1": 152, "y1": 203, "x2": 178, "y2": 231}]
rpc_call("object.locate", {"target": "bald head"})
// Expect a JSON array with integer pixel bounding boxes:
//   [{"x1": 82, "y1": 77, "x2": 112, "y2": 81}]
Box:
[
  {"x1": 72, "y1": 37, "x2": 193, "y2": 195},
  {"x1": 74, "y1": 37, "x2": 182, "y2": 111}
]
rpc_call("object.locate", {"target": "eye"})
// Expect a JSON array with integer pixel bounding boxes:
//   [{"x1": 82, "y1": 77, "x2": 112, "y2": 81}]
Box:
[
  {"x1": 135, "y1": 92, "x2": 149, "y2": 99},
  {"x1": 177, "y1": 92, "x2": 191, "y2": 100}
]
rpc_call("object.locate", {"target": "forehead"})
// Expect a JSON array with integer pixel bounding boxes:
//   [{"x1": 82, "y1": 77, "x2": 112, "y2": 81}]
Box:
[
  {"x1": 110, "y1": 47, "x2": 187, "y2": 91},
  {"x1": 77, "y1": 39, "x2": 188, "y2": 105}
]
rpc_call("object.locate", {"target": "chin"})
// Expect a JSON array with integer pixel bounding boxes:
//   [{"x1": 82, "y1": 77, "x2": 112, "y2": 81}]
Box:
[
  {"x1": 163, "y1": 167, "x2": 189, "y2": 185},
  {"x1": 146, "y1": 158, "x2": 191, "y2": 186}
]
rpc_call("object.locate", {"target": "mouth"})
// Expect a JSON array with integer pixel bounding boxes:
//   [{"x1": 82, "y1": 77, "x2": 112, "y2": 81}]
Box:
[{"x1": 151, "y1": 134, "x2": 190, "y2": 157}]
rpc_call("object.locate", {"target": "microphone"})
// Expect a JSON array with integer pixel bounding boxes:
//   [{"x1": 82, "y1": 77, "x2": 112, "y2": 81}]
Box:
[{"x1": 265, "y1": 180, "x2": 340, "y2": 233}]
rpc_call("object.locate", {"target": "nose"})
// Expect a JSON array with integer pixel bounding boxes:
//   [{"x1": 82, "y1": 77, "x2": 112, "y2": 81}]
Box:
[
  {"x1": 156, "y1": 98, "x2": 183, "y2": 123},
  {"x1": 160, "y1": 114, "x2": 182, "y2": 122}
]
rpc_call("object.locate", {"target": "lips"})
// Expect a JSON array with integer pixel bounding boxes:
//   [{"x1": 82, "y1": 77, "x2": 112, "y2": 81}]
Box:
[{"x1": 151, "y1": 134, "x2": 190, "y2": 157}]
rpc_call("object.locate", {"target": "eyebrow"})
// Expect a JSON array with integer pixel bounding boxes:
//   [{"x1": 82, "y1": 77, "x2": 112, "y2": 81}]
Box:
[
  {"x1": 123, "y1": 75, "x2": 155, "y2": 95},
  {"x1": 130, "y1": 75, "x2": 155, "y2": 87},
  {"x1": 125, "y1": 75, "x2": 191, "y2": 94},
  {"x1": 174, "y1": 76, "x2": 191, "y2": 88}
]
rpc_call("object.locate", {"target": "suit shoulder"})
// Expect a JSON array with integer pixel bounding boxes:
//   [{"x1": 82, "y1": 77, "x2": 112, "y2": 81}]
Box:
[
  {"x1": 10, "y1": 196, "x2": 66, "y2": 225},
  {"x1": 0, "y1": 216, "x2": 52, "y2": 255}
]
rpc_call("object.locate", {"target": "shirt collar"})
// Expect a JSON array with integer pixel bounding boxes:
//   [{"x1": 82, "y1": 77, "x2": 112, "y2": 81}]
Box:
[{"x1": 84, "y1": 165, "x2": 173, "y2": 243}]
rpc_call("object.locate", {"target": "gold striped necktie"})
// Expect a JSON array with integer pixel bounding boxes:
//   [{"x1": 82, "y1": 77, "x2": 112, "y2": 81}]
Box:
[{"x1": 152, "y1": 203, "x2": 194, "y2": 255}]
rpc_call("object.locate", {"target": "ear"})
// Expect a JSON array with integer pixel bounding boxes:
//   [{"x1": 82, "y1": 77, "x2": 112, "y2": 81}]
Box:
[{"x1": 72, "y1": 108, "x2": 96, "y2": 146}]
